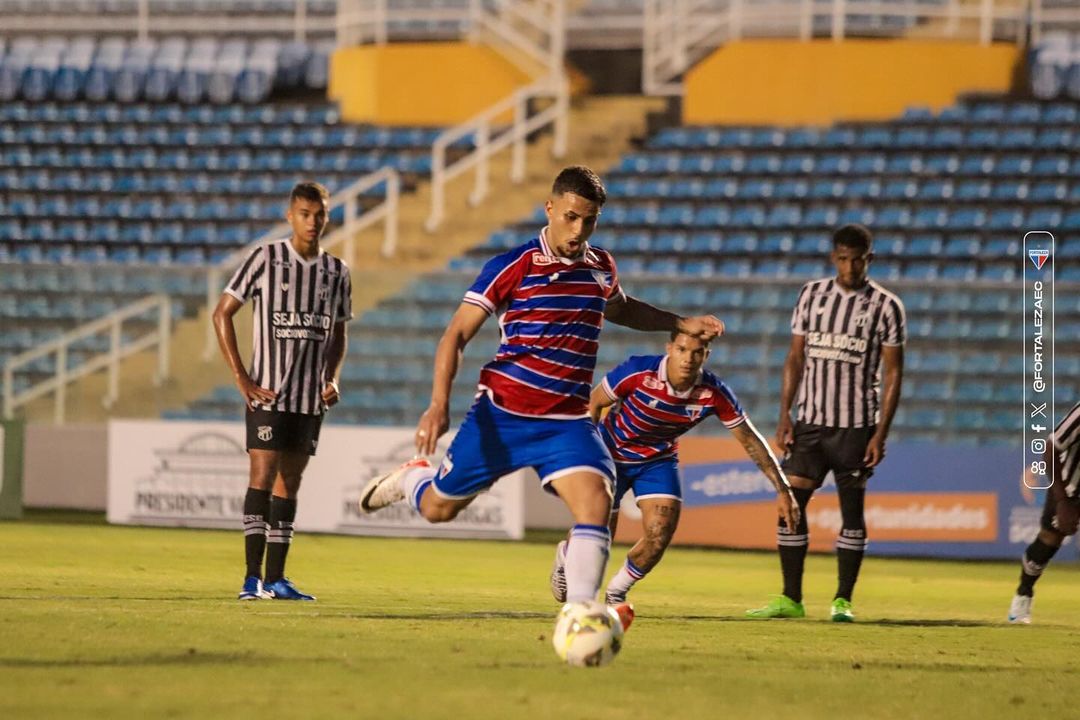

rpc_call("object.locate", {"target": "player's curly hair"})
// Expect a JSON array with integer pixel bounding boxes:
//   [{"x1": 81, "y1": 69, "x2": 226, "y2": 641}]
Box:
[
  {"x1": 552, "y1": 166, "x2": 607, "y2": 206},
  {"x1": 832, "y1": 224, "x2": 873, "y2": 252},
  {"x1": 290, "y1": 181, "x2": 330, "y2": 205}
]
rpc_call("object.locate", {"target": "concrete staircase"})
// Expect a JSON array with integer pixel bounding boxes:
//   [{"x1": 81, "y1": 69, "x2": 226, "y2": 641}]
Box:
[{"x1": 17, "y1": 94, "x2": 665, "y2": 424}]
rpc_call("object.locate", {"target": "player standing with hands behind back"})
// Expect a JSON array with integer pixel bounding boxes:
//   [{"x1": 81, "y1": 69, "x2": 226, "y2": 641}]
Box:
[
  {"x1": 213, "y1": 181, "x2": 352, "y2": 602},
  {"x1": 747, "y1": 224, "x2": 905, "y2": 622}
]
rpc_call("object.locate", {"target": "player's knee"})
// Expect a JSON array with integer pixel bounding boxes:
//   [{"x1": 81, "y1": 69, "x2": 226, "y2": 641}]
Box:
[
  {"x1": 1038, "y1": 528, "x2": 1065, "y2": 548},
  {"x1": 420, "y1": 496, "x2": 461, "y2": 523}
]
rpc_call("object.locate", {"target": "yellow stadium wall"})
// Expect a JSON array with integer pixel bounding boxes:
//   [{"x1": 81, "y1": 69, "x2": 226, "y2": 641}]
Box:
[
  {"x1": 684, "y1": 40, "x2": 1020, "y2": 126},
  {"x1": 329, "y1": 43, "x2": 532, "y2": 125}
]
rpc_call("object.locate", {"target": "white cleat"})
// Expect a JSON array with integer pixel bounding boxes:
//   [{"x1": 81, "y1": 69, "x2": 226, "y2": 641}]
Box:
[
  {"x1": 358, "y1": 457, "x2": 431, "y2": 514},
  {"x1": 1008, "y1": 594, "x2": 1032, "y2": 624},
  {"x1": 549, "y1": 540, "x2": 567, "y2": 603}
]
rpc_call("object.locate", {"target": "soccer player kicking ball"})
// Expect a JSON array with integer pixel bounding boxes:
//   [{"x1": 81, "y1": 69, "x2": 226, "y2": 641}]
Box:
[
  {"x1": 358, "y1": 166, "x2": 723, "y2": 611},
  {"x1": 1009, "y1": 401, "x2": 1080, "y2": 624},
  {"x1": 549, "y1": 331, "x2": 800, "y2": 609}
]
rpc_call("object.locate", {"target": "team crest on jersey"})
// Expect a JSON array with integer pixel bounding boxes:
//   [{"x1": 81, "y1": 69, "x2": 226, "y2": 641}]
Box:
[
  {"x1": 686, "y1": 406, "x2": 703, "y2": 421},
  {"x1": 257, "y1": 426, "x2": 273, "y2": 442},
  {"x1": 590, "y1": 270, "x2": 612, "y2": 290},
  {"x1": 317, "y1": 285, "x2": 331, "y2": 302},
  {"x1": 854, "y1": 313, "x2": 870, "y2": 328},
  {"x1": 643, "y1": 376, "x2": 664, "y2": 391}
]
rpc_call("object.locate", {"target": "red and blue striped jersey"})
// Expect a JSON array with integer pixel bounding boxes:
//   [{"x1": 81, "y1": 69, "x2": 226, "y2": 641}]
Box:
[
  {"x1": 599, "y1": 354, "x2": 746, "y2": 463},
  {"x1": 462, "y1": 228, "x2": 624, "y2": 418}
]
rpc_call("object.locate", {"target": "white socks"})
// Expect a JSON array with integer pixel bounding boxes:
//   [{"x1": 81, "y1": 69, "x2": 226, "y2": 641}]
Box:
[{"x1": 564, "y1": 524, "x2": 611, "y2": 603}]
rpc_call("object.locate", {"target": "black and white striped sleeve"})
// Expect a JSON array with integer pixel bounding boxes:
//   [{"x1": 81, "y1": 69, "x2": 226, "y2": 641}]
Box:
[
  {"x1": 336, "y1": 264, "x2": 353, "y2": 323},
  {"x1": 1053, "y1": 402, "x2": 1080, "y2": 452},
  {"x1": 790, "y1": 283, "x2": 813, "y2": 336},
  {"x1": 879, "y1": 293, "x2": 907, "y2": 347},
  {"x1": 224, "y1": 246, "x2": 265, "y2": 303}
]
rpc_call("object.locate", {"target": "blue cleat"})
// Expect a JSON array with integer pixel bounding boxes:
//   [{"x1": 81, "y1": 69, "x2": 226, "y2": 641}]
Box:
[
  {"x1": 238, "y1": 576, "x2": 271, "y2": 601},
  {"x1": 264, "y1": 578, "x2": 316, "y2": 601}
]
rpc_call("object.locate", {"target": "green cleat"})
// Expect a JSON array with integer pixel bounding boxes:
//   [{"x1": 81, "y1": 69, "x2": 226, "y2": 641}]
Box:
[
  {"x1": 831, "y1": 598, "x2": 855, "y2": 622},
  {"x1": 746, "y1": 594, "x2": 806, "y2": 619}
]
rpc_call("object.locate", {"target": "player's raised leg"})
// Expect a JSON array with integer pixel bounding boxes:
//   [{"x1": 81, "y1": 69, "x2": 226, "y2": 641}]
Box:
[{"x1": 605, "y1": 497, "x2": 680, "y2": 604}]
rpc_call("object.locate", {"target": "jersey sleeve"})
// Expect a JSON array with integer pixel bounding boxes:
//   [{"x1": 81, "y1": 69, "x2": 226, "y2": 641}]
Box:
[
  {"x1": 224, "y1": 246, "x2": 265, "y2": 303},
  {"x1": 790, "y1": 282, "x2": 813, "y2": 336},
  {"x1": 710, "y1": 378, "x2": 747, "y2": 428},
  {"x1": 462, "y1": 248, "x2": 529, "y2": 315},
  {"x1": 600, "y1": 357, "x2": 643, "y2": 401},
  {"x1": 1052, "y1": 402, "x2": 1080, "y2": 451},
  {"x1": 335, "y1": 266, "x2": 353, "y2": 323},
  {"x1": 606, "y1": 253, "x2": 626, "y2": 302},
  {"x1": 879, "y1": 294, "x2": 907, "y2": 347}
]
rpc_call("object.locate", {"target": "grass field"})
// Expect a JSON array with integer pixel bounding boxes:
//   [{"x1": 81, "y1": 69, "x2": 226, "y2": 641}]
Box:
[{"x1": 3, "y1": 512, "x2": 1078, "y2": 719}]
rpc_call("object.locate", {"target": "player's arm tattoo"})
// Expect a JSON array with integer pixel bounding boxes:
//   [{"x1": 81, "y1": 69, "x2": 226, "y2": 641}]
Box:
[{"x1": 730, "y1": 420, "x2": 790, "y2": 493}]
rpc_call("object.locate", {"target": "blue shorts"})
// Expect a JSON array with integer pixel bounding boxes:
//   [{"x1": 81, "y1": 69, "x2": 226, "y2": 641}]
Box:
[
  {"x1": 432, "y1": 393, "x2": 616, "y2": 500},
  {"x1": 612, "y1": 456, "x2": 682, "y2": 511}
]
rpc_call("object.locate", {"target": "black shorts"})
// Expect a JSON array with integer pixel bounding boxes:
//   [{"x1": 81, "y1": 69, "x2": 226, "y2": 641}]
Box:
[
  {"x1": 781, "y1": 421, "x2": 876, "y2": 488},
  {"x1": 245, "y1": 408, "x2": 323, "y2": 456},
  {"x1": 1039, "y1": 488, "x2": 1080, "y2": 536}
]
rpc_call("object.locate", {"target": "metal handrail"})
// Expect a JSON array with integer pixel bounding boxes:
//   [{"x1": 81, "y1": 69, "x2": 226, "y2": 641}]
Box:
[
  {"x1": 425, "y1": 76, "x2": 569, "y2": 231},
  {"x1": 2, "y1": 294, "x2": 171, "y2": 425},
  {"x1": 202, "y1": 166, "x2": 400, "y2": 360},
  {"x1": 642, "y1": 0, "x2": 1080, "y2": 96},
  {"x1": 424, "y1": 0, "x2": 568, "y2": 230}
]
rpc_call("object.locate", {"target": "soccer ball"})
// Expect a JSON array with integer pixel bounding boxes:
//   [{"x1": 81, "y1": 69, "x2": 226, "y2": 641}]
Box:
[{"x1": 551, "y1": 600, "x2": 624, "y2": 667}]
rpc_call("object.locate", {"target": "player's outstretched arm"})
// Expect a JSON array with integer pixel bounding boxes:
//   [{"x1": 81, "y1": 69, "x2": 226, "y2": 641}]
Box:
[
  {"x1": 603, "y1": 294, "x2": 724, "y2": 340},
  {"x1": 588, "y1": 383, "x2": 617, "y2": 424},
  {"x1": 776, "y1": 334, "x2": 806, "y2": 449},
  {"x1": 415, "y1": 302, "x2": 489, "y2": 455},
  {"x1": 729, "y1": 418, "x2": 799, "y2": 531},
  {"x1": 864, "y1": 344, "x2": 904, "y2": 468},
  {"x1": 212, "y1": 293, "x2": 276, "y2": 407}
]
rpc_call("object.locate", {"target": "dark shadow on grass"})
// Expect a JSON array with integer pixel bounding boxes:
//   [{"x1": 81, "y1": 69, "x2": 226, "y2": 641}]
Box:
[
  {"x1": 0, "y1": 596, "x2": 212, "y2": 602},
  {"x1": 342, "y1": 611, "x2": 550, "y2": 621},
  {"x1": 0, "y1": 652, "x2": 338, "y2": 669},
  {"x1": 859, "y1": 618, "x2": 997, "y2": 628}
]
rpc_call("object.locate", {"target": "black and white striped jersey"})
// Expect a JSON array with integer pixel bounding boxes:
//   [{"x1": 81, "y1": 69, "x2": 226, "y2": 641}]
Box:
[
  {"x1": 225, "y1": 238, "x2": 352, "y2": 415},
  {"x1": 790, "y1": 278, "x2": 906, "y2": 428},
  {"x1": 1053, "y1": 401, "x2": 1080, "y2": 499}
]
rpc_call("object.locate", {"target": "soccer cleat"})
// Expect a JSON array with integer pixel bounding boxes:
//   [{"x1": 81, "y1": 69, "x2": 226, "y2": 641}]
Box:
[
  {"x1": 549, "y1": 540, "x2": 567, "y2": 602},
  {"x1": 604, "y1": 589, "x2": 627, "y2": 606},
  {"x1": 745, "y1": 594, "x2": 806, "y2": 619},
  {"x1": 264, "y1": 578, "x2": 316, "y2": 601},
  {"x1": 238, "y1": 576, "x2": 271, "y2": 601},
  {"x1": 611, "y1": 602, "x2": 635, "y2": 632},
  {"x1": 359, "y1": 457, "x2": 432, "y2": 514},
  {"x1": 1008, "y1": 594, "x2": 1032, "y2": 624},
  {"x1": 831, "y1": 597, "x2": 855, "y2": 622}
]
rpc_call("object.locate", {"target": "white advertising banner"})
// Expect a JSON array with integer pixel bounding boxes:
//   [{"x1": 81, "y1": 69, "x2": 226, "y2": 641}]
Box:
[{"x1": 107, "y1": 420, "x2": 524, "y2": 540}]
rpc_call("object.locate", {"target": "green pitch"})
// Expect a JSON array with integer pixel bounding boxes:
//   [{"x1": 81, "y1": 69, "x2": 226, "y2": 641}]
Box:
[{"x1": 3, "y1": 513, "x2": 1078, "y2": 719}]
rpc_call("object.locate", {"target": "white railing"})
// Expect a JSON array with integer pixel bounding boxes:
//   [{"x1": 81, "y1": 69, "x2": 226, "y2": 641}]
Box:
[
  {"x1": 203, "y1": 166, "x2": 400, "y2": 360},
  {"x1": 423, "y1": 0, "x2": 568, "y2": 230},
  {"x1": 425, "y1": 76, "x2": 569, "y2": 231},
  {"x1": 2, "y1": 294, "x2": 171, "y2": 425},
  {"x1": 642, "y1": 0, "x2": 1080, "y2": 96}
]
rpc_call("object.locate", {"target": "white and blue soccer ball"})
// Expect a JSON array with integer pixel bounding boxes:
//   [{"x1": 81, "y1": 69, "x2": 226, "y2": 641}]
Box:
[{"x1": 551, "y1": 600, "x2": 624, "y2": 667}]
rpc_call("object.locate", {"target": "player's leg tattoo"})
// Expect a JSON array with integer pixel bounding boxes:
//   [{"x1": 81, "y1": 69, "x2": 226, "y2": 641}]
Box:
[{"x1": 607, "y1": 499, "x2": 680, "y2": 603}]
